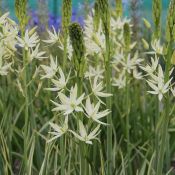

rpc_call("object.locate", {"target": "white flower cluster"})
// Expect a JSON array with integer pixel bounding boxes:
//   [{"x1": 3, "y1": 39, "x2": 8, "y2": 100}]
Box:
[
  {"x1": 41, "y1": 10, "x2": 145, "y2": 145},
  {"x1": 141, "y1": 54, "x2": 173, "y2": 101},
  {"x1": 0, "y1": 13, "x2": 18, "y2": 76},
  {"x1": 45, "y1": 73, "x2": 111, "y2": 144}
]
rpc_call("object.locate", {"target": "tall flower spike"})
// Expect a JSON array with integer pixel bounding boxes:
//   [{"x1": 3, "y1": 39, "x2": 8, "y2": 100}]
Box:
[
  {"x1": 69, "y1": 22, "x2": 86, "y2": 77},
  {"x1": 98, "y1": 0, "x2": 110, "y2": 34},
  {"x1": 15, "y1": 0, "x2": 28, "y2": 32},
  {"x1": 116, "y1": 0, "x2": 122, "y2": 18},
  {"x1": 165, "y1": 0, "x2": 175, "y2": 42},
  {"x1": 123, "y1": 23, "x2": 131, "y2": 52},
  {"x1": 152, "y1": 0, "x2": 162, "y2": 39},
  {"x1": 93, "y1": 1, "x2": 100, "y2": 32},
  {"x1": 62, "y1": 0, "x2": 72, "y2": 38}
]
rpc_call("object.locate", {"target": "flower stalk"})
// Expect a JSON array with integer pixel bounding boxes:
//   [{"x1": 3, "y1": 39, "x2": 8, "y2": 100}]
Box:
[
  {"x1": 15, "y1": 0, "x2": 29, "y2": 173},
  {"x1": 69, "y1": 22, "x2": 87, "y2": 174},
  {"x1": 152, "y1": 0, "x2": 162, "y2": 39},
  {"x1": 62, "y1": 0, "x2": 72, "y2": 69},
  {"x1": 98, "y1": 0, "x2": 112, "y2": 173},
  {"x1": 156, "y1": 43, "x2": 173, "y2": 175},
  {"x1": 93, "y1": 0, "x2": 100, "y2": 32},
  {"x1": 15, "y1": 0, "x2": 42, "y2": 172},
  {"x1": 156, "y1": 1, "x2": 175, "y2": 174},
  {"x1": 116, "y1": 0, "x2": 123, "y2": 18},
  {"x1": 124, "y1": 22, "x2": 132, "y2": 174}
]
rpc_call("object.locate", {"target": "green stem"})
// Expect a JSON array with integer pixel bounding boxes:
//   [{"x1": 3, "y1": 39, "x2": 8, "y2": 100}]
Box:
[
  {"x1": 77, "y1": 75, "x2": 87, "y2": 175},
  {"x1": 60, "y1": 135, "x2": 65, "y2": 175},
  {"x1": 125, "y1": 54, "x2": 132, "y2": 174},
  {"x1": 155, "y1": 97, "x2": 160, "y2": 171},
  {"x1": 63, "y1": 35, "x2": 68, "y2": 70},
  {"x1": 126, "y1": 73, "x2": 130, "y2": 156},
  {"x1": 29, "y1": 62, "x2": 42, "y2": 169},
  {"x1": 60, "y1": 32, "x2": 68, "y2": 171},
  {"x1": 105, "y1": 30, "x2": 112, "y2": 175},
  {"x1": 23, "y1": 48, "x2": 29, "y2": 174},
  {"x1": 156, "y1": 43, "x2": 172, "y2": 175}
]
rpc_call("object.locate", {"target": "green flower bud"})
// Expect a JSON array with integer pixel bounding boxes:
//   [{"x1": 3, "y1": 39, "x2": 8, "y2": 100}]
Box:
[
  {"x1": 152, "y1": 0, "x2": 162, "y2": 39},
  {"x1": 69, "y1": 23, "x2": 86, "y2": 77},
  {"x1": 171, "y1": 49, "x2": 175, "y2": 64},
  {"x1": 93, "y1": 1, "x2": 100, "y2": 32},
  {"x1": 15, "y1": 0, "x2": 28, "y2": 32},
  {"x1": 165, "y1": 0, "x2": 175, "y2": 42},
  {"x1": 116, "y1": 0, "x2": 122, "y2": 18},
  {"x1": 123, "y1": 23, "x2": 131, "y2": 51},
  {"x1": 142, "y1": 18, "x2": 151, "y2": 29},
  {"x1": 98, "y1": 0, "x2": 110, "y2": 34},
  {"x1": 62, "y1": 0, "x2": 72, "y2": 38},
  {"x1": 142, "y1": 38, "x2": 149, "y2": 50}
]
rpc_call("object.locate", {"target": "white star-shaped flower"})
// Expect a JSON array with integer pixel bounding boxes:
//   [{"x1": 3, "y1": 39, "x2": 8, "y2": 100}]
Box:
[
  {"x1": 45, "y1": 67, "x2": 70, "y2": 92},
  {"x1": 84, "y1": 97, "x2": 110, "y2": 125},
  {"x1": 90, "y1": 76, "x2": 112, "y2": 100},
  {"x1": 43, "y1": 26, "x2": 61, "y2": 45},
  {"x1": 85, "y1": 65, "x2": 104, "y2": 79},
  {"x1": 147, "y1": 65, "x2": 172, "y2": 101},
  {"x1": 47, "y1": 116, "x2": 68, "y2": 143},
  {"x1": 70, "y1": 120, "x2": 100, "y2": 144},
  {"x1": 51, "y1": 84, "x2": 85, "y2": 115},
  {"x1": 17, "y1": 29, "x2": 39, "y2": 50},
  {"x1": 40, "y1": 55, "x2": 58, "y2": 79},
  {"x1": 112, "y1": 71, "x2": 126, "y2": 89},
  {"x1": 140, "y1": 55, "x2": 159, "y2": 75},
  {"x1": 28, "y1": 44, "x2": 47, "y2": 62}
]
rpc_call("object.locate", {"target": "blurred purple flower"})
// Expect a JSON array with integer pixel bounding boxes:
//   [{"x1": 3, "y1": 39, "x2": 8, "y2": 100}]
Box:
[{"x1": 28, "y1": 8, "x2": 84, "y2": 32}]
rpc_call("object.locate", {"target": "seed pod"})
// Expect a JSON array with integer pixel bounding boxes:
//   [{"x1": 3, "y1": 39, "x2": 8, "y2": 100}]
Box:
[
  {"x1": 69, "y1": 23, "x2": 86, "y2": 77},
  {"x1": 98, "y1": 0, "x2": 110, "y2": 34},
  {"x1": 93, "y1": 1, "x2": 100, "y2": 32},
  {"x1": 165, "y1": 0, "x2": 175, "y2": 42},
  {"x1": 123, "y1": 23, "x2": 131, "y2": 51},
  {"x1": 152, "y1": 0, "x2": 161, "y2": 39},
  {"x1": 116, "y1": 0, "x2": 122, "y2": 18},
  {"x1": 15, "y1": 0, "x2": 28, "y2": 32},
  {"x1": 62, "y1": 0, "x2": 72, "y2": 38}
]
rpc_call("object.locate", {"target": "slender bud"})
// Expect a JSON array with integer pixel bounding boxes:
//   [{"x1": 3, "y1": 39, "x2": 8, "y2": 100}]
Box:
[
  {"x1": 165, "y1": 0, "x2": 175, "y2": 42},
  {"x1": 62, "y1": 0, "x2": 72, "y2": 38},
  {"x1": 69, "y1": 23, "x2": 86, "y2": 77},
  {"x1": 171, "y1": 50, "x2": 175, "y2": 65},
  {"x1": 142, "y1": 18, "x2": 151, "y2": 29},
  {"x1": 123, "y1": 23, "x2": 131, "y2": 51},
  {"x1": 15, "y1": 0, "x2": 28, "y2": 32},
  {"x1": 93, "y1": 1, "x2": 100, "y2": 32},
  {"x1": 116, "y1": 0, "x2": 122, "y2": 18},
  {"x1": 142, "y1": 38, "x2": 149, "y2": 50},
  {"x1": 152, "y1": 0, "x2": 161, "y2": 39},
  {"x1": 98, "y1": 0, "x2": 110, "y2": 34}
]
